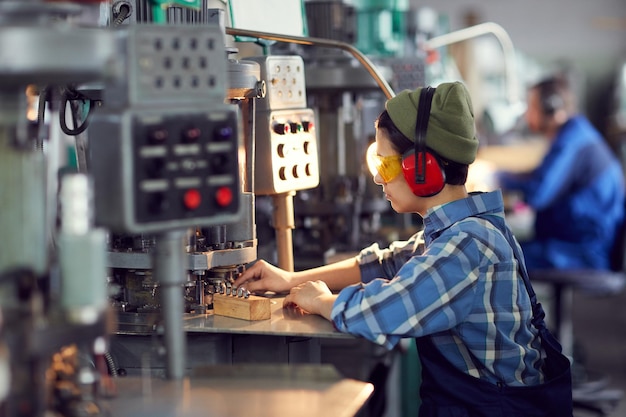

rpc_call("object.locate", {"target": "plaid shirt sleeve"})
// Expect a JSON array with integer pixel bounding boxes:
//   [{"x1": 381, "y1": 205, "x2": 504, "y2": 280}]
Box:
[
  {"x1": 356, "y1": 232, "x2": 426, "y2": 283},
  {"x1": 331, "y1": 226, "x2": 483, "y2": 350}
]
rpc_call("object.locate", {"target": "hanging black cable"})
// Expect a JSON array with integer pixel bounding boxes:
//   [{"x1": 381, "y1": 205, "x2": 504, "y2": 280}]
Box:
[{"x1": 59, "y1": 87, "x2": 96, "y2": 136}]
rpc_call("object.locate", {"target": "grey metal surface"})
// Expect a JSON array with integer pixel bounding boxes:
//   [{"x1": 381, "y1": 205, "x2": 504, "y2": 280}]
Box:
[
  {"x1": 101, "y1": 364, "x2": 373, "y2": 417},
  {"x1": 184, "y1": 295, "x2": 353, "y2": 339},
  {"x1": 0, "y1": 1, "x2": 115, "y2": 86},
  {"x1": 227, "y1": 58, "x2": 263, "y2": 100},
  {"x1": 107, "y1": 245, "x2": 257, "y2": 270}
]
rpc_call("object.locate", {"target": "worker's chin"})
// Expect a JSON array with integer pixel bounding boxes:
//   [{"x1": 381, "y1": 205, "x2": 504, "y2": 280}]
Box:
[{"x1": 389, "y1": 201, "x2": 409, "y2": 213}]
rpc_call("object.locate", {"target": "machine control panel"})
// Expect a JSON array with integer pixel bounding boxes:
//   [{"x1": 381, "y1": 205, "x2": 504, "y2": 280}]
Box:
[
  {"x1": 247, "y1": 55, "x2": 307, "y2": 111},
  {"x1": 247, "y1": 55, "x2": 319, "y2": 195},
  {"x1": 255, "y1": 108, "x2": 319, "y2": 195},
  {"x1": 132, "y1": 111, "x2": 239, "y2": 225},
  {"x1": 90, "y1": 107, "x2": 241, "y2": 233},
  {"x1": 89, "y1": 24, "x2": 241, "y2": 233}
]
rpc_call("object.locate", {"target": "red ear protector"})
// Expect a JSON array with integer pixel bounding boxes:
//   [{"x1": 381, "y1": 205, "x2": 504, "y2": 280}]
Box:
[{"x1": 401, "y1": 86, "x2": 446, "y2": 197}]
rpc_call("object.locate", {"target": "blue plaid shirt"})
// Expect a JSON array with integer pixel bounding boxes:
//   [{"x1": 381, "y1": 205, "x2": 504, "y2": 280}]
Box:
[{"x1": 331, "y1": 190, "x2": 544, "y2": 386}]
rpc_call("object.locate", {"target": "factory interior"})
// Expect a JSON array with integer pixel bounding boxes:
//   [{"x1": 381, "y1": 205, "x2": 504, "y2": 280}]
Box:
[{"x1": 0, "y1": 0, "x2": 625, "y2": 416}]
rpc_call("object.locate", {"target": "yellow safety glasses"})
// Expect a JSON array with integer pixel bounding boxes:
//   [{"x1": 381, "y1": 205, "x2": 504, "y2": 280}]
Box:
[{"x1": 366, "y1": 142, "x2": 403, "y2": 183}]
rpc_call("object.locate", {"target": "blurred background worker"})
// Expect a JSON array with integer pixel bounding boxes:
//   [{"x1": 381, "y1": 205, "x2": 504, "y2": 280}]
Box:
[{"x1": 497, "y1": 74, "x2": 625, "y2": 271}]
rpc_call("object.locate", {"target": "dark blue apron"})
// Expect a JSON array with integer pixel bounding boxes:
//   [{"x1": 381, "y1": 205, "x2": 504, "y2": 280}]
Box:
[{"x1": 415, "y1": 215, "x2": 573, "y2": 417}]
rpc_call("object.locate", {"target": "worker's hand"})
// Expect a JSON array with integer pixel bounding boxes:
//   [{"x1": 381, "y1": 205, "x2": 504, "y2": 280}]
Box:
[
  {"x1": 283, "y1": 280, "x2": 336, "y2": 321},
  {"x1": 233, "y1": 260, "x2": 295, "y2": 294}
]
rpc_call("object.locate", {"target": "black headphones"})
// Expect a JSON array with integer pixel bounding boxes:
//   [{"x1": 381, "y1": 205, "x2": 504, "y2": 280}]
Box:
[
  {"x1": 537, "y1": 78, "x2": 565, "y2": 116},
  {"x1": 401, "y1": 86, "x2": 446, "y2": 197}
]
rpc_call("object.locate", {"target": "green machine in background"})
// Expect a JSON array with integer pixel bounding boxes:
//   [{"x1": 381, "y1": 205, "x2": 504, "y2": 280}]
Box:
[{"x1": 350, "y1": 0, "x2": 409, "y2": 57}]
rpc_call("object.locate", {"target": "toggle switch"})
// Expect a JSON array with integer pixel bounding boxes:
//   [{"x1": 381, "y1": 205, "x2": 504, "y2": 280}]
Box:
[{"x1": 273, "y1": 123, "x2": 290, "y2": 135}]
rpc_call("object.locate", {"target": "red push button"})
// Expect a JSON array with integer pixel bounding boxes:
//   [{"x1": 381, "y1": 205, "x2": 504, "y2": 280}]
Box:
[
  {"x1": 183, "y1": 189, "x2": 202, "y2": 210},
  {"x1": 215, "y1": 186, "x2": 233, "y2": 207}
]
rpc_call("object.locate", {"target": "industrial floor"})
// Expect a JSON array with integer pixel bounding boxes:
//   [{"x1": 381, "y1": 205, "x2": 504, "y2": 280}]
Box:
[{"x1": 570, "y1": 284, "x2": 626, "y2": 416}]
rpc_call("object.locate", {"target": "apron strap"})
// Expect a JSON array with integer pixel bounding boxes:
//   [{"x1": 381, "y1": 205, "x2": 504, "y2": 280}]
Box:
[{"x1": 480, "y1": 215, "x2": 548, "y2": 331}]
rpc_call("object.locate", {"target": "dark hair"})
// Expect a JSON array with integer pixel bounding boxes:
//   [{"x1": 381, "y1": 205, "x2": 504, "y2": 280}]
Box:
[{"x1": 375, "y1": 110, "x2": 468, "y2": 185}]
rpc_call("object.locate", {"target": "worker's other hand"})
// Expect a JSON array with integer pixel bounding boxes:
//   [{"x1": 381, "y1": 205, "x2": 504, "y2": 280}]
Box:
[
  {"x1": 283, "y1": 280, "x2": 335, "y2": 320},
  {"x1": 233, "y1": 260, "x2": 294, "y2": 294}
]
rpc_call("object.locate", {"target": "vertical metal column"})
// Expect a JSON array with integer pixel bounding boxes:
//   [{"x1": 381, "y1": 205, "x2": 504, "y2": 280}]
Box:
[
  {"x1": 154, "y1": 231, "x2": 187, "y2": 379},
  {"x1": 272, "y1": 192, "x2": 295, "y2": 272}
]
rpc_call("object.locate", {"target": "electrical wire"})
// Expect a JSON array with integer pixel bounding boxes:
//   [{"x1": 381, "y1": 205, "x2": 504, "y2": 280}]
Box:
[{"x1": 59, "y1": 87, "x2": 96, "y2": 136}]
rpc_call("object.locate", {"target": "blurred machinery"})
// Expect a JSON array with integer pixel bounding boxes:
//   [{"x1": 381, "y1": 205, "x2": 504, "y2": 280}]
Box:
[
  {"x1": 0, "y1": 1, "x2": 115, "y2": 415},
  {"x1": 1, "y1": 0, "x2": 357, "y2": 414},
  {"x1": 0, "y1": 0, "x2": 261, "y2": 413}
]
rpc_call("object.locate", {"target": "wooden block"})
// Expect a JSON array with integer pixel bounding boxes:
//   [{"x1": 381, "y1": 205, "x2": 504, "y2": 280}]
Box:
[{"x1": 213, "y1": 294, "x2": 271, "y2": 321}]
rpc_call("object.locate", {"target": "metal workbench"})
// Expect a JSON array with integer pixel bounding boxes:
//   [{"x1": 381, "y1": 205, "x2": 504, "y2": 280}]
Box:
[
  {"x1": 106, "y1": 296, "x2": 378, "y2": 417},
  {"x1": 102, "y1": 364, "x2": 374, "y2": 417}
]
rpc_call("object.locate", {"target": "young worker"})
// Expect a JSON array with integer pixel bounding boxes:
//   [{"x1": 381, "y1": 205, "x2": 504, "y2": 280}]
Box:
[{"x1": 235, "y1": 82, "x2": 573, "y2": 416}]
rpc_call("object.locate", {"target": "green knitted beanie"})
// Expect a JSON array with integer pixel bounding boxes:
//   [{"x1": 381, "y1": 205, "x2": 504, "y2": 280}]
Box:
[{"x1": 384, "y1": 81, "x2": 478, "y2": 164}]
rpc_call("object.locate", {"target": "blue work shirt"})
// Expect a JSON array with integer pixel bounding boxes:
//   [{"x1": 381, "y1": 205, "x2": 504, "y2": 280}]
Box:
[
  {"x1": 331, "y1": 190, "x2": 544, "y2": 387},
  {"x1": 498, "y1": 115, "x2": 625, "y2": 270}
]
